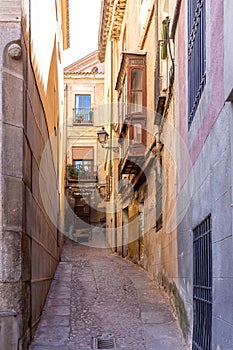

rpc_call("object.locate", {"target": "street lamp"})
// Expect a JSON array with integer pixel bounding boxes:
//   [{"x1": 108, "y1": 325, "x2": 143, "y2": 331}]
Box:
[
  {"x1": 97, "y1": 127, "x2": 109, "y2": 145},
  {"x1": 97, "y1": 127, "x2": 119, "y2": 153}
]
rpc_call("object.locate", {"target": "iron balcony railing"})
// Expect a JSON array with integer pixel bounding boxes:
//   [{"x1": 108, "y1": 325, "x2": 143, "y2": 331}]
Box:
[
  {"x1": 73, "y1": 108, "x2": 93, "y2": 124},
  {"x1": 67, "y1": 165, "x2": 97, "y2": 182}
]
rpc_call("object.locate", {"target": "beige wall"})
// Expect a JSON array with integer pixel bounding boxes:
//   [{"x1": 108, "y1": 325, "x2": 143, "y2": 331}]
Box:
[
  {"x1": 99, "y1": 0, "x2": 182, "y2": 330},
  {"x1": 0, "y1": 0, "x2": 68, "y2": 348},
  {"x1": 65, "y1": 73, "x2": 106, "y2": 168},
  {"x1": 64, "y1": 69, "x2": 107, "y2": 228}
]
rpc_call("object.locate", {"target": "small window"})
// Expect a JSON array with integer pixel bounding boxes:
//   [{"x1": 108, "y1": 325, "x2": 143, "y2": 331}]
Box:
[
  {"x1": 74, "y1": 94, "x2": 92, "y2": 123},
  {"x1": 91, "y1": 66, "x2": 98, "y2": 73},
  {"x1": 130, "y1": 68, "x2": 143, "y2": 113},
  {"x1": 115, "y1": 52, "x2": 146, "y2": 117}
]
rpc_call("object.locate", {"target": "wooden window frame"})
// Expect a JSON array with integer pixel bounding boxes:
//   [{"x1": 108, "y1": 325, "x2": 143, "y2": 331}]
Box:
[{"x1": 127, "y1": 65, "x2": 146, "y2": 115}]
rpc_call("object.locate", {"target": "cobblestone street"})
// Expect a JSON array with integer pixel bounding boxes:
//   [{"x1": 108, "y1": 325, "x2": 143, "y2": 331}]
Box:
[{"x1": 29, "y1": 237, "x2": 186, "y2": 350}]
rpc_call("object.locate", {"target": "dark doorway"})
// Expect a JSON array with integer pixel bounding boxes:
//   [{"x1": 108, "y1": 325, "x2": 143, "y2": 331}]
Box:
[{"x1": 74, "y1": 194, "x2": 91, "y2": 227}]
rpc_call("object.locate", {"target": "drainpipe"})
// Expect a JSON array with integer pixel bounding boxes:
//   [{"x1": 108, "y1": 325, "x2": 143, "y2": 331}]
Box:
[
  {"x1": 152, "y1": 1, "x2": 175, "y2": 148},
  {"x1": 153, "y1": 0, "x2": 160, "y2": 149},
  {"x1": 156, "y1": 131, "x2": 162, "y2": 175},
  {"x1": 65, "y1": 83, "x2": 68, "y2": 186},
  {"x1": 110, "y1": 40, "x2": 113, "y2": 177},
  {"x1": 154, "y1": 0, "x2": 159, "y2": 114},
  {"x1": 170, "y1": 0, "x2": 182, "y2": 40}
]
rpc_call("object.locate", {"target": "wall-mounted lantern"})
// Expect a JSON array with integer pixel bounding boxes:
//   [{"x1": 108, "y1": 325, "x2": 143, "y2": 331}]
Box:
[
  {"x1": 97, "y1": 127, "x2": 109, "y2": 145},
  {"x1": 97, "y1": 127, "x2": 119, "y2": 153}
]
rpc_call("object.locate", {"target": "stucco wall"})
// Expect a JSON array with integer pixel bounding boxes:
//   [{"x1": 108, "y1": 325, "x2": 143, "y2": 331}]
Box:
[{"x1": 176, "y1": 0, "x2": 233, "y2": 347}]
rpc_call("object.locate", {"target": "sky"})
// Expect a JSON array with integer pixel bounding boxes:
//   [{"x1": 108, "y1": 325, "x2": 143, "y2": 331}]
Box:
[{"x1": 63, "y1": 0, "x2": 102, "y2": 67}]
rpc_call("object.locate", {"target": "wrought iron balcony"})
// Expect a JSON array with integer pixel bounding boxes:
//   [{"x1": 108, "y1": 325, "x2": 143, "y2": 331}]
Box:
[
  {"x1": 73, "y1": 108, "x2": 93, "y2": 124},
  {"x1": 67, "y1": 165, "x2": 98, "y2": 182}
]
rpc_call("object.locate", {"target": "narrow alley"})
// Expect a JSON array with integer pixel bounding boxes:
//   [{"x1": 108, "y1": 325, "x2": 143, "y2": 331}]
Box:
[
  {"x1": 2, "y1": 1, "x2": 233, "y2": 349},
  {"x1": 29, "y1": 238, "x2": 185, "y2": 350}
]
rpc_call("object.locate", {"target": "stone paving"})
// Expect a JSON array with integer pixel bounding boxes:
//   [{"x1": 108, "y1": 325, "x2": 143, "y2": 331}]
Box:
[{"x1": 29, "y1": 236, "x2": 187, "y2": 350}]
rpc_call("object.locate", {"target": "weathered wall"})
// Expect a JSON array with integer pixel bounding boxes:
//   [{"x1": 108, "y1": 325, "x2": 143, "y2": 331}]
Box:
[
  {"x1": 99, "y1": 0, "x2": 233, "y2": 347},
  {"x1": 25, "y1": 0, "x2": 66, "y2": 340},
  {"x1": 0, "y1": 1, "x2": 65, "y2": 348},
  {"x1": 99, "y1": 0, "x2": 188, "y2": 343},
  {"x1": 128, "y1": 1, "x2": 181, "y2": 331},
  {"x1": 24, "y1": 40, "x2": 62, "y2": 338},
  {"x1": 0, "y1": 2, "x2": 25, "y2": 347},
  {"x1": 224, "y1": 0, "x2": 233, "y2": 101},
  {"x1": 176, "y1": 0, "x2": 233, "y2": 347}
]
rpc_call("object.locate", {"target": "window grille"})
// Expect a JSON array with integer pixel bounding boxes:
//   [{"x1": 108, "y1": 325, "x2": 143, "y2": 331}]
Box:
[
  {"x1": 192, "y1": 214, "x2": 212, "y2": 350},
  {"x1": 188, "y1": 0, "x2": 206, "y2": 128}
]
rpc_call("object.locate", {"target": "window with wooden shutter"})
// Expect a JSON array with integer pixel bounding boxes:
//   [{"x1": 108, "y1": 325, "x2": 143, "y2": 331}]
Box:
[{"x1": 72, "y1": 147, "x2": 94, "y2": 179}]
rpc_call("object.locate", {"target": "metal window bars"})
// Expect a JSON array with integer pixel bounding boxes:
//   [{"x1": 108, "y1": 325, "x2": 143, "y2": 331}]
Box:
[
  {"x1": 192, "y1": 214, "x2": 212, "y2": 350},
  {"x1": 188, "y1": 0, "x2": 206, "y2": 129}
]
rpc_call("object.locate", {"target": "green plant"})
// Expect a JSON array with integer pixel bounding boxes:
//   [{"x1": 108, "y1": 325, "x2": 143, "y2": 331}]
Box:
[
  {"x1": 67, "y1": 163, "x2": 78, "y2": 179},
  {"x1": 76, "y1": 113, "x2": 84, "y2": 122}
]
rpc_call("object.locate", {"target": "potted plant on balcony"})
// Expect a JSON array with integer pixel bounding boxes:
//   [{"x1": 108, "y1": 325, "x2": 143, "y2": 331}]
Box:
[
  {"x1": 75, "y1": 113, "x2": 84, "y2": 123},
  {"x1": 67, "y1": 163, "x2": 78, "y2": 180}
]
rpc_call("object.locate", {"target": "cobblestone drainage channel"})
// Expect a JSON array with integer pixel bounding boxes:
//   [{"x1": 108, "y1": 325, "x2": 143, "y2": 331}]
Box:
[{"x1": 93, "y1": 333, "x2": 116, "y2": 349}]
